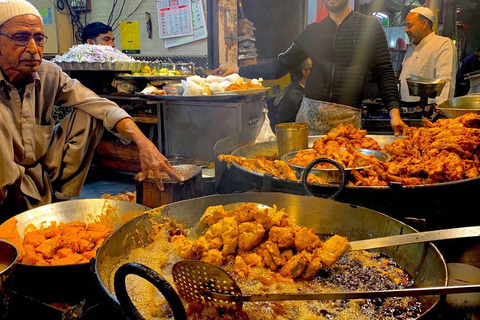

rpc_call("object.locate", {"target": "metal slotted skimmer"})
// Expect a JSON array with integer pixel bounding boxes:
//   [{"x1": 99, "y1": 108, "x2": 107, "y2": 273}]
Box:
[
  {"x1": 173, "y1": 260, "x2": 243, "y2": 310},
  {"x1": 172, "y1": 225, "x2": 480, "y2": 310},
  {"x1": 172, "y1": 260, "x2": 480, "y2": 310}
]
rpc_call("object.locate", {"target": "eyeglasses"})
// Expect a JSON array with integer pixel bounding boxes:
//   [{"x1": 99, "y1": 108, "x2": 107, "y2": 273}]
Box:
[{"x1": 0, "y1": 32, "x2": 48, "y2": 47}]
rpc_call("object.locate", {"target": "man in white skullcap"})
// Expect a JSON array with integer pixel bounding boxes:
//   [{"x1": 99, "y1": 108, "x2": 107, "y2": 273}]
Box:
[
  {"x1": 0, "y1": 0, "x2": 183, "y2": 217},
  {"x1": 399, "y1": 6, "x2": 457, "y2": 105}
]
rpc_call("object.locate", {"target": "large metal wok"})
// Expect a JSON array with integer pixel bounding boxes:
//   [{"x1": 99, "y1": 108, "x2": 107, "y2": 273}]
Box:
[
  {"x1": 214, "y1": 133, "x2": 480, "y2": 232},
  {"x1": 94, "y1": 192, "x2": 448, "y2": 319},
  {"x1": 3, "y1": 199, "x2": 150, "y2": 303}
]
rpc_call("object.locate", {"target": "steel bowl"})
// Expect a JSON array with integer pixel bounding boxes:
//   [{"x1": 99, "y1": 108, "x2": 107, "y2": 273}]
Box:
[
  {"x1": 406, "y1": 76, "x2": 446, "y2": 98},
  {"x1": 436, "y1": 95, "x2": 480, "y2": 118},
  {"x1": 281, "y1": 148, "x2": 391, "y2": 182}
]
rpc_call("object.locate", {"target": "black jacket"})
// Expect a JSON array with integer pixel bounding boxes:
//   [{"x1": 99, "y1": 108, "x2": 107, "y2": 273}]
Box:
[
  {"x1": 272, "y1": 81, "x2": 304, "y2": 125},
  {"x1": 240, "y1": 11, "x2": 400, "y2": 111}
]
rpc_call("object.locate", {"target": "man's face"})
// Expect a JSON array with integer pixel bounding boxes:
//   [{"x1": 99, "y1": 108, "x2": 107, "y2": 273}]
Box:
[
  {"x1": 90, "y1": 31, "x2": 115, "y2": 47},
  {"x1": 0, "y1": 15, "x2": 44, "y2": 79},
  {"x1": 405, "y1": 13, "x2": 428, "y2": 45},
  {"x1": 324, "y1": 0, "x2": 349, "y2": 13}
]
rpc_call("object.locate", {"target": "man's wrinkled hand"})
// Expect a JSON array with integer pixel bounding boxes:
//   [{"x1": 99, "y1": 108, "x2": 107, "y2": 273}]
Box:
[{"x1": 136, "y1": 140, "x2": 185, "y2": 191}]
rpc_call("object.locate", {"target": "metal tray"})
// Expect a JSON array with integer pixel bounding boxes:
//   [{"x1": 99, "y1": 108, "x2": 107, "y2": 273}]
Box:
[
  {"x1": 213, "y1": 87, "x2": 270, "y2": 95},
  {"x1": 116, "y1": 75, "x2": 188, "y2": 80},
  {"x1": 281, "y1": 148, "x2": 391, "y2": 182},
  {"x1": 436, "y1": 95, "x2": 480, "y2": 118}
]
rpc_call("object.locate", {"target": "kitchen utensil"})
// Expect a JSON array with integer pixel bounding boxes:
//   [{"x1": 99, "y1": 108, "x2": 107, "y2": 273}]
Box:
[
  {"x1": 275, "y1": 123, "x2": 308, "y2": 159},
  {"x1": 406, "y1": 76, "x2": 446, "y2": 98},
  {"x1": 172, "y1": 260, "x2": 480, "y2": 310},
  {"x1": 436, "y1": 95, "x2": 480, "y2": 118}
]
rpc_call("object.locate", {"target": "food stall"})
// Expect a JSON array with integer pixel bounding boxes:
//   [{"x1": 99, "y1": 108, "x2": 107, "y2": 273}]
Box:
[{"x1": 2, "y1": 0, "x2": 480, "y2": 319}]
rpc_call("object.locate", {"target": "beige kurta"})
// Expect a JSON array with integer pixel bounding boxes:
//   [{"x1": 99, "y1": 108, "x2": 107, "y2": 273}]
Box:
[{"x1": 0, "y1": 60, "x2": 132, "y2": 215}]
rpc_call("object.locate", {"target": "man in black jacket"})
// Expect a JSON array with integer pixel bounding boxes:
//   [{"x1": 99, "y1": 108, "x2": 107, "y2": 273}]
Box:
[{"x1": 215, "y1": 0, "x2": 405, "y2": 135}]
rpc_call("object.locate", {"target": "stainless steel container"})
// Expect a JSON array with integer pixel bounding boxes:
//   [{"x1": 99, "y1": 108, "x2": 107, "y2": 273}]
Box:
[
  {"x1": 275, "y1": 123, "x2": 308, "y2": 158},
  {"x1": 135, "y1": 164, "x2": 204, "y2": 208}
]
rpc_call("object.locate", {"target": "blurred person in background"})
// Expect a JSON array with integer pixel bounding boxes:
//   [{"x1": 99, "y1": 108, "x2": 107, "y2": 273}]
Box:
[
  {"x1": 455, "y1": 46, "x2": 480, "y2": 97},
  {"x1": 270, "y1": 58, "x2": 312, "y2": 130},
  {"x1": 82, "y1": 22, "x2": 115, "y2": 47}
]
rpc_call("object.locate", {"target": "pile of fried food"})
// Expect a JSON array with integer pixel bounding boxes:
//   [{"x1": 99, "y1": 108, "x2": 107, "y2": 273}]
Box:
[
  {"x1": 113, "y1": 203, "x2": 420, "y2": 320},
  {"x1": 172, "y1": 203, "x2": 351, "y2": 279},
  {"x1": 220, "y1": 113, "x2": 480, "y2": 186},
  {"x1": 0, "y1": 217, "x2": 113, "y2": 266},
  {"x1": 288, "y1": 124, "x2": 382, "y2": 170}
]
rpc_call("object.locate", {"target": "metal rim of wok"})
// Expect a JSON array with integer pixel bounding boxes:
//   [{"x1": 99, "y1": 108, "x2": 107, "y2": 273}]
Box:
[
  {"x1": 0, "y1": 199, "x2": 151, "y2": 303},
  {"x1": 94, "y1": 192, "x2": 448, "y2": 319},
  {"x1": 436, "y1": 95, "x2": 480, "y2": 118},
  {"x1": 281, "y1": 148, "x2": 391, "y2": 172}
]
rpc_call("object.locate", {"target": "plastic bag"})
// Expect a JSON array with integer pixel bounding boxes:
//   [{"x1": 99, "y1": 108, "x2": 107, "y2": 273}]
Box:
[{"x1": 255, "y1": 108, "x2": 276, "y2": 143}]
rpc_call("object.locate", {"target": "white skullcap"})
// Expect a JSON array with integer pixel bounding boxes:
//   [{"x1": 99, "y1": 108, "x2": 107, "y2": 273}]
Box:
[
  {"x1": 0, "y1": 0, "x2": 42, "y2": 27},
  {"x1": 410, "y1": 7, "x2": 434, "y2": 23}
]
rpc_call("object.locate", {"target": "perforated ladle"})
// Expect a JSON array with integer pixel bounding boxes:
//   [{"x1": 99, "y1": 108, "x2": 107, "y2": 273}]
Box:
[{"x1": 172, "y1": 259, "x2": 480, "y2": 310}]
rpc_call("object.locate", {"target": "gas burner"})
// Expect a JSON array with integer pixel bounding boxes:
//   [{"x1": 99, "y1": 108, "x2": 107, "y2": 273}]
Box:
[{"x1": 4, "y1": 291, "x2": 126, "y2": 320}]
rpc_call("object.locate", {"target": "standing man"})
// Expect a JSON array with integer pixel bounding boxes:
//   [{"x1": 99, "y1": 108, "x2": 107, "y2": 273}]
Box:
[
  {"x1": 214, "y1": 0, "x2": 405, "y2": 135},
  {"x1": 399, "y1": 7, "x2": 457, "y2": 104},
  {"x1": 0, "y1": 0, "x2": 182, "y2": 216},
  {"x1": 270, "y1": 58, "x2": 312, "y2": 129},
  {"x1": 81, "y1": 22, "x2": 115, "y2": 47}
]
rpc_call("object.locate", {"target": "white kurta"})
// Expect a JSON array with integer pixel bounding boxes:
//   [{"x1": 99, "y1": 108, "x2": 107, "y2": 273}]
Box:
[{"x1": 399, "y1": 32, "x2": 457, "y2": 104}]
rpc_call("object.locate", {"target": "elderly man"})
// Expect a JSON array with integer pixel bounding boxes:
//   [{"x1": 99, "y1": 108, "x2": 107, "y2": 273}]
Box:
[
  {"x1": 0, "y1": 0, "x2": 182, "y2": 215},
  {"x1": 213, "y1": 0, "x2": 405, "y2": 136},
  {"x1": 399, "y1": 7, "x2": 457, "y2": 104},
  {"x1": 82, "y1": 22, "x2": 115, "y2": 47}
]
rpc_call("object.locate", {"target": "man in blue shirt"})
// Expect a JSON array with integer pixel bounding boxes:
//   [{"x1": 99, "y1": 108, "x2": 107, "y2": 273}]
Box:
[{"x1": 455, "y1": 47, "x2": 480, "y2": 96}]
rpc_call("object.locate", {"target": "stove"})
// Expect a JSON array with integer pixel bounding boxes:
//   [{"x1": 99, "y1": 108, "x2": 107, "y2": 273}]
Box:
[
  {"x1": 362, "y1": 98, "x2": 433, "y2": 133},
  {"x1": 4, "y1": 290, "x2": 127, "y2": 320}
]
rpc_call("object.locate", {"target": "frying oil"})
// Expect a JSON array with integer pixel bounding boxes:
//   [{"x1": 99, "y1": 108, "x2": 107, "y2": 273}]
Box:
[{"x1": 103, "y1": 217, "x2": 422, "y2": 320}]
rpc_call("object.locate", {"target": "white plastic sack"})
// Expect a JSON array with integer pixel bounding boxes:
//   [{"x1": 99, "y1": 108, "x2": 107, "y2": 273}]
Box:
[{"x1": 255, "y1": 108, "x2": 276, "y2": 143}]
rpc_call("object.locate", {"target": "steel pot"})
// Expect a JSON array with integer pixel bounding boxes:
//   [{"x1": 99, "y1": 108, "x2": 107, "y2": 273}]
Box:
[
  {"x1": 0, "y1": 199, "x2": 150, "y2": 303},
  {"x1": 94, "y1": 192, "x2": 447, "y2": 319}
]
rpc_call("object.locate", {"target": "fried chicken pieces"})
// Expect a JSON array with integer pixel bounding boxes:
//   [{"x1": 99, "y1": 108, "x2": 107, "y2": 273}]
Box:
[
  {"x1": 174, "y1": 203, "x2": 351, "y2": 280},
  {"x1": 0, "y1": 217, "x2": 113, "y2": 266},
  {"x1": 220, "y1": 115, "x2": 480, "y2": 187},
  {"x1": 352, "y1": 113, "x2": 480, "y2": 186}
]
